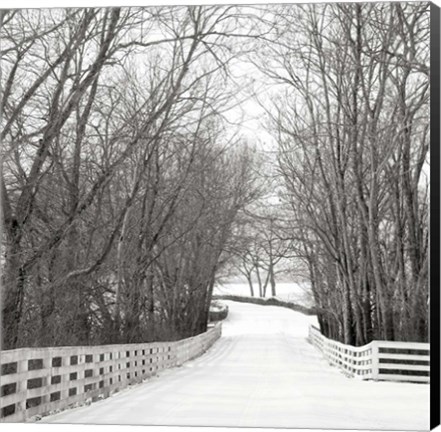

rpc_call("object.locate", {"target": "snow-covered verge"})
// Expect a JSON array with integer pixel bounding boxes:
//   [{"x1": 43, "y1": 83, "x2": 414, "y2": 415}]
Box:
[{"x1": 40, "y1": 301, "x2": 428, "y2": 430}]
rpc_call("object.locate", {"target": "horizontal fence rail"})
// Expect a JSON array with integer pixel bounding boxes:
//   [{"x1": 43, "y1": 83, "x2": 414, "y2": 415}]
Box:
[
  {"x1": 0, "y1": 324, "x2": 221, "y2": 423},
  {"x1": 308, "y1": 325, "x2": 429, "y2": 383}
]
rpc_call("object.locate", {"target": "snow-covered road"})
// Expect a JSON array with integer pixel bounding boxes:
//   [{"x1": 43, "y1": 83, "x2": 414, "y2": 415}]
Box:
[{"x1": 42, "y1": 301, "x2": 429, "y2": 430}]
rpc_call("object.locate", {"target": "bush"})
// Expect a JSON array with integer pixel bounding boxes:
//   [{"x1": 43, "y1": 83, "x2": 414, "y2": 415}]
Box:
[{"x1": 209, "y1": 301, "x2": 229, "y2": 321}]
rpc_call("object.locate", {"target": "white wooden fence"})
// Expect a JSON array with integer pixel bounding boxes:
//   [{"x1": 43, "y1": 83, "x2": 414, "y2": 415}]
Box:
[
  {"x1": 0, "y1": 323, "x2": 221, "y2": 423},
  {"x1": 309, "y1": 325, "x2": 429, "y2": 383}
]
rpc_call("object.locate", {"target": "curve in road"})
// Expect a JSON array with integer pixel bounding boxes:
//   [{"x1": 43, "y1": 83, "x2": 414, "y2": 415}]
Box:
[{"x1": 42, "y1": 300, "x2": 429, "y2": 430}]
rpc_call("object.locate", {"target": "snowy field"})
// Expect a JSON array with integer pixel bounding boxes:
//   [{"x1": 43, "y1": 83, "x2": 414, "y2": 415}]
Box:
[
  {"x1": 214, "y1": 281, "x2": 313, "y2": 306},
  {"x1": 41, "y1": 300, "x2": 429, "y2": 430}
]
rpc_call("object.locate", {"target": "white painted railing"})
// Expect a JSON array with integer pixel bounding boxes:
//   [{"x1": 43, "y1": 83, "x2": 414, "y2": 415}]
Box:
[
  {"x1": 308, "y1": 325, "x2": 429, "y2": 383},
  {"x1": 0, "y1": 323, "x2": 221, "y2": 423}
]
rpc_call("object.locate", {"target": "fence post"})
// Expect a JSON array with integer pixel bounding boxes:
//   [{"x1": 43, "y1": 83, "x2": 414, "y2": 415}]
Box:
[{"x1": 371, "y1": 341, "x2": 379, "y2": 381}]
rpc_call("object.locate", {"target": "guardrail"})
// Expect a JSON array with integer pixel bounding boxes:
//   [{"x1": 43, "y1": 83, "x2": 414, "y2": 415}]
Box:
[
  {"x1": 308, "y1": 325, "x2": 429, "y2": 383},
  {"x1": 0, "y1": 323, "x2": 221, "y2": 423}
]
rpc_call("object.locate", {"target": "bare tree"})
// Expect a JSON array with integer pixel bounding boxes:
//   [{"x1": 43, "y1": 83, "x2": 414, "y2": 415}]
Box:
[
  {"x1": 1, "y1": 6, "x2": 261, "y2": 348},
  {"x1": 256, "y1": 2, "x2": 429, "y2": 344}
]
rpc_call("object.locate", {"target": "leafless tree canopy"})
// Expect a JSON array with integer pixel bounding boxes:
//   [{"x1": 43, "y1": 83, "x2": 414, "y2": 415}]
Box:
[
  {"x1": 0, "y1": 3, "x2": 430, "y2": 349},
  {"x1": 257, "y1": 2, "x2": 429, "y2": 344},
  {"x1": 1, "y1": 6, "x2": 260, "y2": 349}
]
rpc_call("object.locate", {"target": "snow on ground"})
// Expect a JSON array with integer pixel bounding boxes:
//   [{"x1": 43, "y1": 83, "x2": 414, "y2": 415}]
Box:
[
  {"x1": 41, "y1": 301, "x2": 429, "y2": 430},
  {"x1": 214, "y1": 282, "x2": 313, "y2": 306}
]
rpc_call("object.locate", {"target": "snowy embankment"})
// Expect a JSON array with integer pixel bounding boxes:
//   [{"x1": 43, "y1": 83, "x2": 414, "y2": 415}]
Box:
[
  {"x1": 42, "y1": 301, "x2": 429, "y2": 430},
  {"x1": 213, "y1": 281, "x2": 314, "y2": 306}
]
